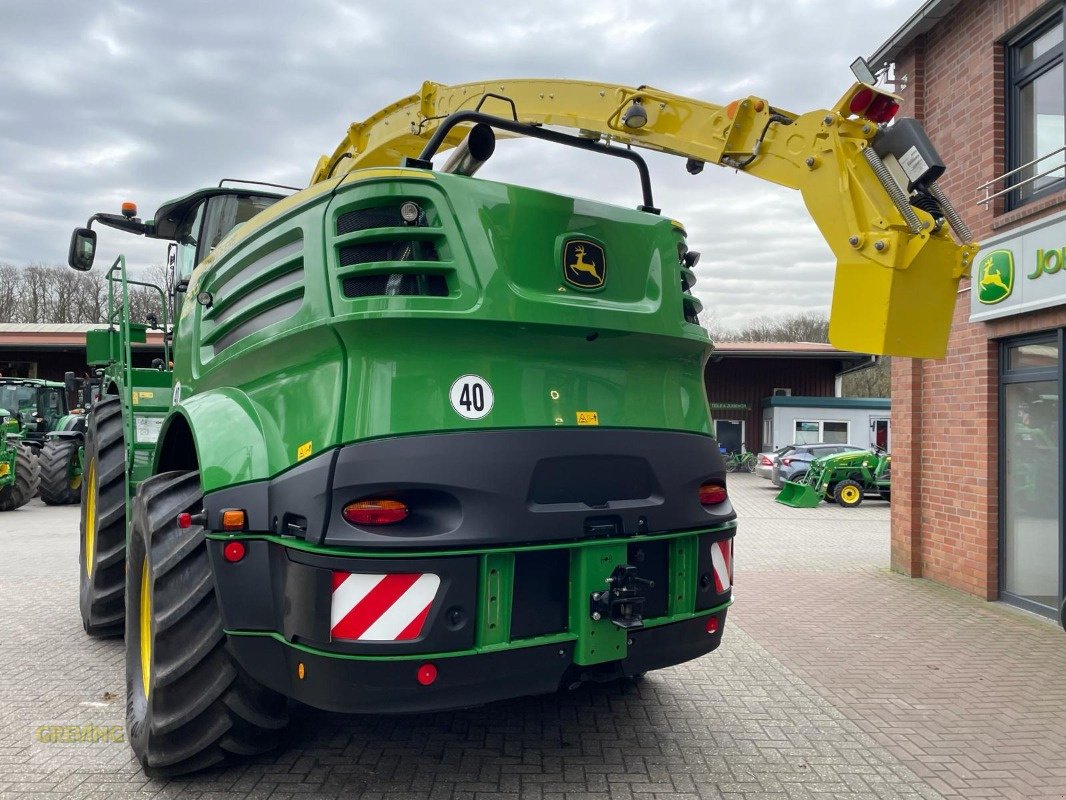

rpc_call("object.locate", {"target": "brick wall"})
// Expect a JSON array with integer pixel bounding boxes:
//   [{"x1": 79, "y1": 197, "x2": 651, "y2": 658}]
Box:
[{"x1": 890, "y1": 0, "x2": 1066, "y2": 598}]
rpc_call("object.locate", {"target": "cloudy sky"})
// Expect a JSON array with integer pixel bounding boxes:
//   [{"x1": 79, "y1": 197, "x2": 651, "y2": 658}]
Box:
[{"x1": 0, "y1": 0, "x2": 920, "y2": 330}]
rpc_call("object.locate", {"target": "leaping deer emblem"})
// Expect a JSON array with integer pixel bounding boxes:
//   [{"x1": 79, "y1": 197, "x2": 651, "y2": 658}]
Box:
[
  {"x1": 567, "y1": 244, "x2": 603, "y2": 284},
  {"x1": 979, "y1": 257, "x2": 1009, "y2": 294}
]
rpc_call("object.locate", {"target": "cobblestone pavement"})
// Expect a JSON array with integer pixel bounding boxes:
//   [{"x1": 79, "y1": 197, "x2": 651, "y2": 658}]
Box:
[{"x1": 0, "y1": 477, "x2": 1063, "y2": 799}]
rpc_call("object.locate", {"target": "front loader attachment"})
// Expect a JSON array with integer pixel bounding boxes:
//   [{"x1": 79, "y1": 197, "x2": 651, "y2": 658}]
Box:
[{"x1": 775, "y1": 479, "x2": 824, "y2": 508}]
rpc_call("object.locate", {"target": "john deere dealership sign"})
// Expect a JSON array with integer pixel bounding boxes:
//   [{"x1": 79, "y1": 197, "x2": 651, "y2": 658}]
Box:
[{"x1": 971, "y1": 212, "x2": 1066, "y2": 321}]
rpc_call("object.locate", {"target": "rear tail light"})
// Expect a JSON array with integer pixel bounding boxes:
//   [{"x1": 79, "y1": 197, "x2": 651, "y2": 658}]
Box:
[
  {"x1": 698, "y1": 482, "x2": 727, "y2": 506},
  {"x1": 781, "y1": 457, "x2": 793, "y2": 466},
  {"x1": 343, "y1": 499, "x2": 409, "y2": 525},
  {"x1": 848, "y1": 86, "x2": 900, "y2": 124},
  {"x1": 865, "y1": 94, "x2": 900, "y2": 123},
  {"x1": 705, "y1": 616, "x2": 719, "y2": 634},
  {"x1": 760, "y1": 455, "x2": 772, "y2": 466}
]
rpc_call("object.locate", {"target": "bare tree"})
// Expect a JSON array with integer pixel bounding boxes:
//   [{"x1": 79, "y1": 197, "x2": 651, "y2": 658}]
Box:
[
  {"x1": 708, "y1": 311, "x2": 830, "y2": 344},
  {"x1": 0, "y1": 263, "x2": 168, "y2": 325}
]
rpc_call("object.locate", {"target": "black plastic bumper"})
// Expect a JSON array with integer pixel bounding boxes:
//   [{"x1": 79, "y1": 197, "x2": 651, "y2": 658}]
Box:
[
  {"x1": 203, "y1": 428, "x2": 733, "y2": 549},
  {"x1": 225, "y1": 612, "x2": 727, "y2": 714}
]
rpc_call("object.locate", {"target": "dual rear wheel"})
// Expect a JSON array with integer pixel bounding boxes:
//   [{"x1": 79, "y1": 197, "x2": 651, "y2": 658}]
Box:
[{"x1": 77, "y1": 400, "x2": 287, "y2": 775}]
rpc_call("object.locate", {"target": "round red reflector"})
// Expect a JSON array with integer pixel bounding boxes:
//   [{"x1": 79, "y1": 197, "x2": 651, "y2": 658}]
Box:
[
  {"x1": 849, "y1": 87, "x2": 875, "y2": 115},
  {"x1": 223, "y1": 541, "x2": 246, "y2": 563},
  {"x1": 699, "y1": 483, "x2": 728, "y2": 505},
  {"x1": 343, "y1": 499, "x2": 409, "y2": 526},
  {"x1": 176, "y1": 512, "x2": 192, "y2": 529},
  {"x1": 416, "y1": 663, "x2": 437, "y2": 686},
  {"x1": 705, "y1": 616, "x2": 719, "y2": 634}
]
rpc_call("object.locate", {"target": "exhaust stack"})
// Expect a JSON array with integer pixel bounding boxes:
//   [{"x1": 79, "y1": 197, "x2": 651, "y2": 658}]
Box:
[{"x1": 440, "y1": 123, "x2": 496, "y2": 177}]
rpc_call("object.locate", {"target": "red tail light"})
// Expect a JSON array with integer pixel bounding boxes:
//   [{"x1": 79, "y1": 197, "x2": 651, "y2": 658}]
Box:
[
  {"x1": 343, "y1": 499, "x2": 409, "y2": 525},
  {"x1": 866, "y1": 94, "x2": 900, "y2": 123},
  {"x1": 781, "y1": 457, "x2": 793, "y2": 466},
  {"x1": 705, "y1": 616, "x2": 719, "y2": 634},
  {"x1": 698, "y1": 483, "x2": 727, "y2": 506},
  {"x1": 848, "y1": 86, "x2": 899, "y2": 124},
  {"x1": 760, "y1": 455, "x2": 772, "y2": 466}
]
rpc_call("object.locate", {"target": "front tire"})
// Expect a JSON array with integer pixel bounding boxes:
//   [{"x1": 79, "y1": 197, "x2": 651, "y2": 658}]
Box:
[
  {"x1": 0, "y1": 443, "x2": 40, "y2": 511},
  {"x1": 126, "y1": 471, "x2": 288, "y2": 777},
  {"x1": 39, "y1": 438, "x2": 82, "y2": 505},
  {"x1": 79, "y1": 397, "x2": 127, "y2": 637},
  {"x1": 834, "y1": 479, "x2": 864, "y2": 508}
]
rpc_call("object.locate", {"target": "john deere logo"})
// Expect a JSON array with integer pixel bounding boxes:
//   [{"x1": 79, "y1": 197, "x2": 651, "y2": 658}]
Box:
[
  {"x1": 977, "y1": 249, "x2": 1014, "y2": 305},
  {"x1": 563, "y1": 240, "x2": 606, "y2": 290}
]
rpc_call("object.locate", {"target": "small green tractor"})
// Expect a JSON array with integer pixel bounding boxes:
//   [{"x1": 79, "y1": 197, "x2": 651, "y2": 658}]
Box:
[
  {"x1": 67, "y1": 76, "x2": 973, "y2": 776},
  {"x1": 775, "y1": 447, "x2": 891, "y2": 508}
]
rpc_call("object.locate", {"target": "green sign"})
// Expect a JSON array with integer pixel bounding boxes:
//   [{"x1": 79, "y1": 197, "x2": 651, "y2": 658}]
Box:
[{"x1": 977, "y1": 249, "x2": 1014, "y2": 305}]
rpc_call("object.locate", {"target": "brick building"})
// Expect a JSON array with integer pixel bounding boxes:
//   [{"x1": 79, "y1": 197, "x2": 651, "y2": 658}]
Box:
[{"x1": 872, "y1": 0, "x2": 1066, "y2": 619}]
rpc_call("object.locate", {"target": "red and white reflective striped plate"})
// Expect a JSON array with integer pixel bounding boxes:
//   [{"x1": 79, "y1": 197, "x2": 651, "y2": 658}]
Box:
[
  {"x1": 710, "y1": 539, "x2": 733, "y2": 593},
  {"x1": 330, "y1": 571, "x2": 440, "y2": 641}
]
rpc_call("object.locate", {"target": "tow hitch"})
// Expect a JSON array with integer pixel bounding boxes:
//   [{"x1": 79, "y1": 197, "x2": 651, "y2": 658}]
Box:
[{"x1": 589, "y1": 564, "x2": 654, "y2": 630}]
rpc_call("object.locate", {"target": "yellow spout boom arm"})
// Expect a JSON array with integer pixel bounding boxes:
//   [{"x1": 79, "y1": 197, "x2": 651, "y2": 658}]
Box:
[{"x1": 313, "y1": 79, "x2": 978, "y2": 358}]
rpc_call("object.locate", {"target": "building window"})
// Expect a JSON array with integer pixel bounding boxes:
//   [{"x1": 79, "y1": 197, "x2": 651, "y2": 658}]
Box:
[
  {"x1": 794, "y1": 420, "x2": 850, "y2": 444},
  {"x1": 1008, "y1": 9, "x2": 1066, "y2": 208}
]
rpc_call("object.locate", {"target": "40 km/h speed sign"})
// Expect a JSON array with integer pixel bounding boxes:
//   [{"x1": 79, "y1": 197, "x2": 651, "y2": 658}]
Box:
[{"x1": 449, "y1": 375, "x2": 494, "y2": 420}]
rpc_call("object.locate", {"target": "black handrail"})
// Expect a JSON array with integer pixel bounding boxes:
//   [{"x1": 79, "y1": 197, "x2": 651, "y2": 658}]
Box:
[{"x1": 414, "y1": 110, "x2": 657, "y2": 211}]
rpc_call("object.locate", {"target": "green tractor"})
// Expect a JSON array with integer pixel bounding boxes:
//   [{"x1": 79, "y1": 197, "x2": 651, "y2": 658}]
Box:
[
  {"x1": 0, "y1": 377, "x2": 69, "y2": 450},
  {"x1": 775, "y1": 447, "x2": 891, "y2": 508},
  {"x1": 67, "y1": 77, "x2": 973, "y2": 776},
  {"x1": 0, "y1": 424, "x2": 41, "y2": 512},
  {"x1": 38, "y1": 372, "x2": 103, "y2": 505}
]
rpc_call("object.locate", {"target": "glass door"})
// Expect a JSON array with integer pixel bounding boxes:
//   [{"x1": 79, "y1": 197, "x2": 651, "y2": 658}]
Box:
[{"x1": 1000, "y1": 336, "x2": 1062, "y2": 615}]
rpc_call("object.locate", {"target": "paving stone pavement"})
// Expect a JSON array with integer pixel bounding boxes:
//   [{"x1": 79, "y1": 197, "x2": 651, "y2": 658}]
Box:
[{"x1": 0, "y1": 476, "x2": 1062, "y2": 799}]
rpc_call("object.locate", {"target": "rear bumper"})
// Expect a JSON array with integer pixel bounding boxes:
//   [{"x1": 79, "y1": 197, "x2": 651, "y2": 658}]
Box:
[
  {"x1": 208, "y1": 528, "x2": 735, "y2": 712},
  {"x1": 225, "y1": 612, "x2": 728, "y2": 714}
]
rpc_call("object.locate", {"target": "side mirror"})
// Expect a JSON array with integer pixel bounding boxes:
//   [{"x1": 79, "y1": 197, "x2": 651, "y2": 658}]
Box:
[
  {"x1": 68, "y1": 228, "x2": 97, "y2": 271},
  {"x1": 63, "y1": 371, "x2": 77, "y2": 395}
]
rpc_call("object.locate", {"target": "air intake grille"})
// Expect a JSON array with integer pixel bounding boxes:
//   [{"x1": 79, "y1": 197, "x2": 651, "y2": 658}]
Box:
[
  {"x1": 339, "y1": 240, "x2": 439, "y2": 267},
  {"x1": 337, "y1": 206, "x2": 408, "y2": 235},
  {"x1": 343, "y1": 273, "x2": 448, "y2": 298}
]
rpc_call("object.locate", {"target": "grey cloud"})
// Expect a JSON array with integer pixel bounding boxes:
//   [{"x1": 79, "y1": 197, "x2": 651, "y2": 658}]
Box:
[{"x1": 1, "y1": 0, "x2": 921, "y2": 328}]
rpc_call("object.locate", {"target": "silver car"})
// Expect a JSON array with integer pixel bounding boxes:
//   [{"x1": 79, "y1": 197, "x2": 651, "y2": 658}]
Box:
[
  {"x1": 770, "y1": 443, "x2": 867, "y2": 487},
  {"x1": 754, "y1": 446, "x2": 793, "y2": 480}
]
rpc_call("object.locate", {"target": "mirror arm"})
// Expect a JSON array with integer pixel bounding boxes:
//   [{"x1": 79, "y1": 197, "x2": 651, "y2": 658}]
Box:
[{"x1": 87, "y1": 212, "x2": 154, "y2": 236}]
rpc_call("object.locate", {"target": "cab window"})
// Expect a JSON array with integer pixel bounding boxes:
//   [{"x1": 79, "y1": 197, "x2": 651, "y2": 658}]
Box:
[{"x1": 197, "y1": 194, "x2": 278, "y2": 264}]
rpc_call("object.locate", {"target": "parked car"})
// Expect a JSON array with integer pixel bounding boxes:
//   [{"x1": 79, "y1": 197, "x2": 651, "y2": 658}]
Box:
[
  {"x1": 755, "y1": 445, "x2": 794, "y2": 480},
  {"x1": 770, "y1": 443, "x2": 867, "y2": 487}
]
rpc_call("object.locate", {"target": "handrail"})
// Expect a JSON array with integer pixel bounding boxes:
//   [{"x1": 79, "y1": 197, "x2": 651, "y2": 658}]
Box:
[{"x1": 977, "y1": 146, "x2": 1066, "y2": 206}]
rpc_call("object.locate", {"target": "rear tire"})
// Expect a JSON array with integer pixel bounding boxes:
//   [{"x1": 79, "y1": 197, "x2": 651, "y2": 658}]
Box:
[
  {"x1": 39, "y1": 439, "x2": 82, "y2": 505},
  {"x1": 126, "y1": 471, "x2": 288, "y2": 777},
  {"x1": 79, "y1": 397, "x2": 126, "y2": 637},
  {"x1": 0, "y1": 443, "x2": 40, "y2": 511},
  {"x1": 834, "y1": 479, "x2": 864, "y2": 508}
]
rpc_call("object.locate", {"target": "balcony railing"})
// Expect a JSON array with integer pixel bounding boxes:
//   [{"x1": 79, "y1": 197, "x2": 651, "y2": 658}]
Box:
[{"x1": 977, "y1": 147, "x2": 1066, "y2": 207}]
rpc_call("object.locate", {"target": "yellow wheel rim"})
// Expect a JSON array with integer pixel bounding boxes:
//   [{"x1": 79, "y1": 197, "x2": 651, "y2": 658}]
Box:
[
  {"x1": 840, "y1": 485, "x2": 860, "y2": 504},
  {"x1": 140, "y1": 556, "x2": 152, "y2": 698},
  {"x1": 83, "y1": 459, "x2": 96, "y2": 577}
]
